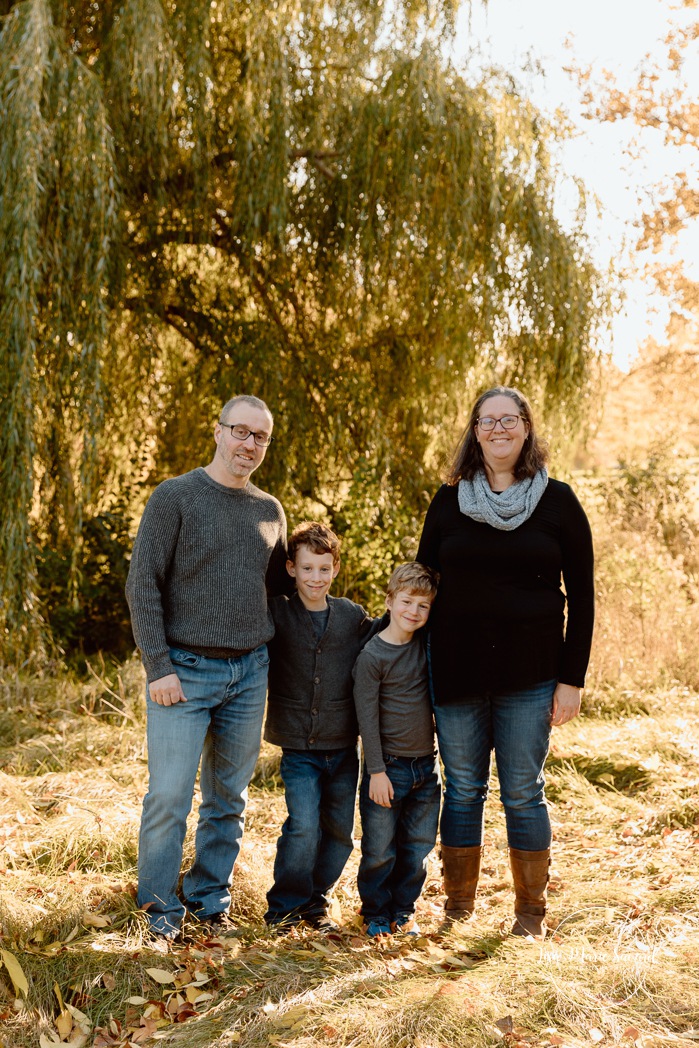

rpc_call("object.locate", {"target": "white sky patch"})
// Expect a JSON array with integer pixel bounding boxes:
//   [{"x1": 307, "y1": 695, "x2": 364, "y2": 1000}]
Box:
[{"x1": 449, "y1": 0, "x2": 699, "y2": 369}]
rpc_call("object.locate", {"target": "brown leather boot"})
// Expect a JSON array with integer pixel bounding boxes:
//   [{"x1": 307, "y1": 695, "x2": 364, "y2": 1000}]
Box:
[
  {"x1": 509, "y1": 847, "x2": 550, "y2": 939},
  {"x1": 441, "y1": 844, "x2": 482, "y2": 920}
]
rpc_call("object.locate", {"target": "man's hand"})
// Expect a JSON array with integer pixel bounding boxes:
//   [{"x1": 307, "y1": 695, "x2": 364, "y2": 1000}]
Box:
[
  {"x1": 551, "y1": 683, "x2": 581, "y2": 727},
  {"x1": 369, "y1": 771, "x2": 394, "y2": 808},
  {"x1": 149, "y1": 673, "x2": 187, "y2": 706}
]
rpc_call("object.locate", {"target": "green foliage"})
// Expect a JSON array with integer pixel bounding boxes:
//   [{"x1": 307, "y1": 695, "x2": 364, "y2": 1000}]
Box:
[
  {"x1": 0, "y1": 0, "x2": 608, "y2": 658},
  {"x1": 35, "y1": 507, "x2": 134, "y2": 660}
]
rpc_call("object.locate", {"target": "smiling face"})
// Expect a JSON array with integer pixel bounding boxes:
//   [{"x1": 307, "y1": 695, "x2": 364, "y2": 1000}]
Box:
[
  {"x1": 475, "y1": 393, "x2": 529, "y2": 484},
  {"x1": 385, "y1": 588, "x2": 434, "y2": 636},
  {"x1": 287, "y1": 545, "x2": 340, "y2": 610},
  {"x1": 212, "y1": 403, "x2": 273, "y2": 487}
]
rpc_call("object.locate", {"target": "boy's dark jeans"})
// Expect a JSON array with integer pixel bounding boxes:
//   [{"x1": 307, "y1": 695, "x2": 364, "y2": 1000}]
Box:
[
  {"x1": 358, "y1": 752, "x2": 440, "y2": 925},
  {"x1": 265, "y1": 746, "x2": 359, "y2": 925}
]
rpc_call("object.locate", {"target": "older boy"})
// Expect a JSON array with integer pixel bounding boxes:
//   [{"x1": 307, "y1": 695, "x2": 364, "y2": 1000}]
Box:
[
  {"x1": 264, "y1": 522, "x2": 380, "y2": 929},
  {"x1": 353, "y1": 562, "x2": 440, "y2": 939}
]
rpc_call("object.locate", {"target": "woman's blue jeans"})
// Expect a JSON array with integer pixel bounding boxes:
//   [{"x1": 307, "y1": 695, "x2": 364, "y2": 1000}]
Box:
[
  {"x1": 137, "y1": 645, "x2": 269, "y2": 937},
  {"x1": 357, "y1": 752, "x2": 440, "y2": 925},
  {"x1": 434, "y1": 680, "x2": 556, "y2": 852},
  {"x1": 265, "y1": 746, "x2": 359, "y2": 925}
]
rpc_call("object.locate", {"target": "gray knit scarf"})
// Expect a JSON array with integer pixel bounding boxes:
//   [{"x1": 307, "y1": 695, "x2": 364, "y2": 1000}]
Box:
[{"x1": 457, "y1": 468, "x2": 548, "y2": 531}]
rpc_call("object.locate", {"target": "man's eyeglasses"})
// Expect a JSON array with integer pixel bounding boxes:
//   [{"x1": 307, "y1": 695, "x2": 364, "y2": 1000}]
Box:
[
  {"x1": 476, "y1": 415, "x2": 524, "y2": 432},
  {"x1": 219, "y1": 422, "x2": 274, "y2": 447}
]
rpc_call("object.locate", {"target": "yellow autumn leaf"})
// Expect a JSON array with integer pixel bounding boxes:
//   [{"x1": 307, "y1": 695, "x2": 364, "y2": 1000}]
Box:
[
  {"x1": 276, "y1": 1005, "x2": 309, "y2": 1029},
  {"x1": 83, "y1": 912, "x2": 112, "y2": 928},
  {"x1": 193, "y1": 991, "x2": 215, "y2": 1005},
  {"x1": 56, "y1": 1009, "x2": 74, "y2": 1039},
  {"x1": 64, "y1": 1034, "x2": 89, "y2": 1048},
  {"x1": 54, "y1": 983, "x2": 65, "y2": 1010},
  {"x1": 329, "y1": 896, "x2": 343, "y2": 923},
  {"x1": 39, "y1": 1035, "x2": 61, "y2": 1048},
  {"x1": 127, "y1": 996, "x2": 149, "y2": 1005},
  {"x1": 1, "y1": 949, "x2": 29, "y2": 997},
  {"x1": 66, "y1": 1004, "x2": 90, "y2": 1023},
  {"x1": 145, "y1": 967, "x2": 177, "y2": 984},
  {"x1": 185, "y1": 985, "x2": 215, "y2": 1004}
]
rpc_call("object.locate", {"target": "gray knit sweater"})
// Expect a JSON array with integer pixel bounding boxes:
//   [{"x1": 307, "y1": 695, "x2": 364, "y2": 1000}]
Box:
[{"x1": 125, "y1": 467, "x2": 288, "y2": 682}]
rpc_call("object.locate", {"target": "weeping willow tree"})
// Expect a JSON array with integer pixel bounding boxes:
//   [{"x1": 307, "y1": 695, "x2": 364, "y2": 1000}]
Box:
[{"x1": 0, "y1": 0, "x2": 606, "y2": 657}]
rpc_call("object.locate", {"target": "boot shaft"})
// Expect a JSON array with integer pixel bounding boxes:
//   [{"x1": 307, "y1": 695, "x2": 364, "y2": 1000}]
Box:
[
  {"x1": 509, "y1": 846, "x2": 550, "y2": 939},
  {"x1": 441, "y1": 844, "x2": 482, "y2": 915}
]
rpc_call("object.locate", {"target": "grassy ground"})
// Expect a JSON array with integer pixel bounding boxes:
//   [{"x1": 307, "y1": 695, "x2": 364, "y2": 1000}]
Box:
[{"x1": 0, "y1": 658, "x2": 698, "y2": 1048}]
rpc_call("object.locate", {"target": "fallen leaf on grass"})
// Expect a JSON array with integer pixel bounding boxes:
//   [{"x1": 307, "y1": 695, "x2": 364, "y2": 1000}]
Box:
[
  {"x1": 145, "y1": 967, "x2": 177, "y2": 984},
  {"x1": 0, "y1": 949, "x2": 28, "y2": 997},
  {"x1": 622, "y1": 1029, "x2": 641, "y2": 1042},
  {"x1": 495, "y1": 1016, "x2": 514, "y2": 1036},
  {"x1": 589, "y1": 1029, "x2": 604, "y2": 1043},
  {"x1": 56, "y1": 1008, "x2": 74, "y2": 1039},
  {"x1": 83, "y1": 912, "x2": 112, "y2": 928},
  {"x1": 275, "y1": 1004, "x2": 310, "y2": 1029}
]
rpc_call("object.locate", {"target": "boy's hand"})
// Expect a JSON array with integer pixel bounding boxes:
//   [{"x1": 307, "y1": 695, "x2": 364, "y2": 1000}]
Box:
[{"x1": 369, "y1": 772, "x2": 394, "y2": 808}]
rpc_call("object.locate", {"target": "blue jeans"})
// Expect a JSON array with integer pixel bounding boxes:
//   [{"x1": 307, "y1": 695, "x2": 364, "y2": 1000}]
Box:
[
  {"x1": 433, "y1": 679, "x2": 556, "y2": 852},
  {"x1": 265, "y1": 746, "x2": 359, "y2": 925},
  {"x1": 357, "y1": 753, "x2": 440, "y2": 925},
  {"x1": 137, "y1": 645, "x2": 269, "y2": 936}
]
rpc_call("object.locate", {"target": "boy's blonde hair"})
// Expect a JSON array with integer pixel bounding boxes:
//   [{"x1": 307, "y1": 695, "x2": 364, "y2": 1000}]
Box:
[
  {"x1": 288, "y1": 521, "x2": 341, "y2": 567},
  {"x1": 386, "y1": 561, "x2": 439, "y2": 600}
]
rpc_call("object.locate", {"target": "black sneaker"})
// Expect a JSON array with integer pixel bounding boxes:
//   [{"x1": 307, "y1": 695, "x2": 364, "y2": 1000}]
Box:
[
  {"x1": 199, "y1": 912, "x2": 237, "y2": 935},
  {"x1": 308, "y1": 915, "x2": 340, "y2": 933}
]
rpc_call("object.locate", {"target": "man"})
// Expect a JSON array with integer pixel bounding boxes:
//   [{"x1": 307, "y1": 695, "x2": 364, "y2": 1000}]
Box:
[{"x1": 126, "y1": 394, "x2": 288, "y2": 942}]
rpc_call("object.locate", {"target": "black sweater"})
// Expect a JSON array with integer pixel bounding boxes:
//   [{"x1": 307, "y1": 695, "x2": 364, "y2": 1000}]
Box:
[{"x1": 416, "y1": 479, "x2": 594, "y2": 703}]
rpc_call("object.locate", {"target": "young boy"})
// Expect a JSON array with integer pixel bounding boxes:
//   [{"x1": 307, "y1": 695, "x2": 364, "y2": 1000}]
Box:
[
  {"x1": 264, "y1": 522, "x2": 380, "y2": 929},
  {"x1": 352, "y1": 561, "x2": 440, "y2": 939}
]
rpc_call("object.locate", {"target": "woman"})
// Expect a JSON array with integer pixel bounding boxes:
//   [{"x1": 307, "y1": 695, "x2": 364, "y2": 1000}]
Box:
[{"x1": 417, "y1": 386, "x2": 594, "y2": 939}]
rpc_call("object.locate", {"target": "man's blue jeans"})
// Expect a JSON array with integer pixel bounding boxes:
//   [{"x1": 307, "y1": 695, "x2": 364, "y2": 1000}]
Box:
[
  {"x1": 137, "y1": 645, "x2": 269, "y2": 937},
  {"x1": 265, "y1": 746, "x2": 359, "y2": 925},
  {"x1": 433, "y1": 679, "x2": 556, "y2": 852},
  {"x1": 357, "y1": 752, "x2": 440, "y2": 926}
]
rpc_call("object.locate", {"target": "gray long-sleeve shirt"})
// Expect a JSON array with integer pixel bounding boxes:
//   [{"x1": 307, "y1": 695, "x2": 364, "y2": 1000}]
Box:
[
  {"x1": 125, "y1": 467, "x2": 288, "y2": 682},
  {"x1": 352, "y1": 633, "x2": 435, "y2": 775}
]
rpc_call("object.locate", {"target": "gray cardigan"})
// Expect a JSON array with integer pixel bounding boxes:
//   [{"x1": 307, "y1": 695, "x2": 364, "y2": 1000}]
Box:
[{"x1": 264, "y1": 593, "x2": 379, "y2": 750}]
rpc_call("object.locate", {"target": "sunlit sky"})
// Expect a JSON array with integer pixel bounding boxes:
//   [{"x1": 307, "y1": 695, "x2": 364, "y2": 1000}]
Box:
[{"x1": 450, "y1": 0, "x2": 699, "y2": 369}]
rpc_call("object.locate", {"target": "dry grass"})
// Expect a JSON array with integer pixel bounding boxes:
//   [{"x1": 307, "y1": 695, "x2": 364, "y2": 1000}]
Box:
[{"x1": 0, "y1": 662, "x2": 698, "y2": 1048}]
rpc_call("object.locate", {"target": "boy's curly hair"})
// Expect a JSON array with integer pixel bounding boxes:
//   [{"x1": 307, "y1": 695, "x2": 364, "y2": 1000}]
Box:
[{"x1": 288, "y1": 521, "x2": 341, "y2": 567}]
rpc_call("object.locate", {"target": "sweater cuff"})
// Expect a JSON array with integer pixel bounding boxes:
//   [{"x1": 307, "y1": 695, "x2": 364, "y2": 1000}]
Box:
[{"x1": 142, "y1": 653, "x2": 176, "y2": 684}]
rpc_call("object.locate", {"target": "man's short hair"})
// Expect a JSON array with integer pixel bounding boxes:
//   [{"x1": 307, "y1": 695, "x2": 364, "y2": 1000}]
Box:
[
  {"x1": 386, "y1": 562, "x2": 439, "y2": 600},
  {"x1": 220, "y1": 394, "x2": 273, "y2": 424},
  {"x1": 288, "y1": 521, "x2": 341, "y2": 567}
]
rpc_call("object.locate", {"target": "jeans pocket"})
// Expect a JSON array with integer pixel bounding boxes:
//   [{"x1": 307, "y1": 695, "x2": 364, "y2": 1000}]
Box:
[
  {"x1": 253, "y1": 644, "x2": 270, "y2": 668},
  {"x1": 169, "y1": 647, "x2": 202, "y2": 668}
]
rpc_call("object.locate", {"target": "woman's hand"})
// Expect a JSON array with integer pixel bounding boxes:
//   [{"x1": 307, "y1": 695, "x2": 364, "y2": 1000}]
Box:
[
  {"x1": 551, "y1": 682, "x2": 581, "y2": 726},
  {"x1": 369, "y1": 771, "x2": 395, "y2": 808}
]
